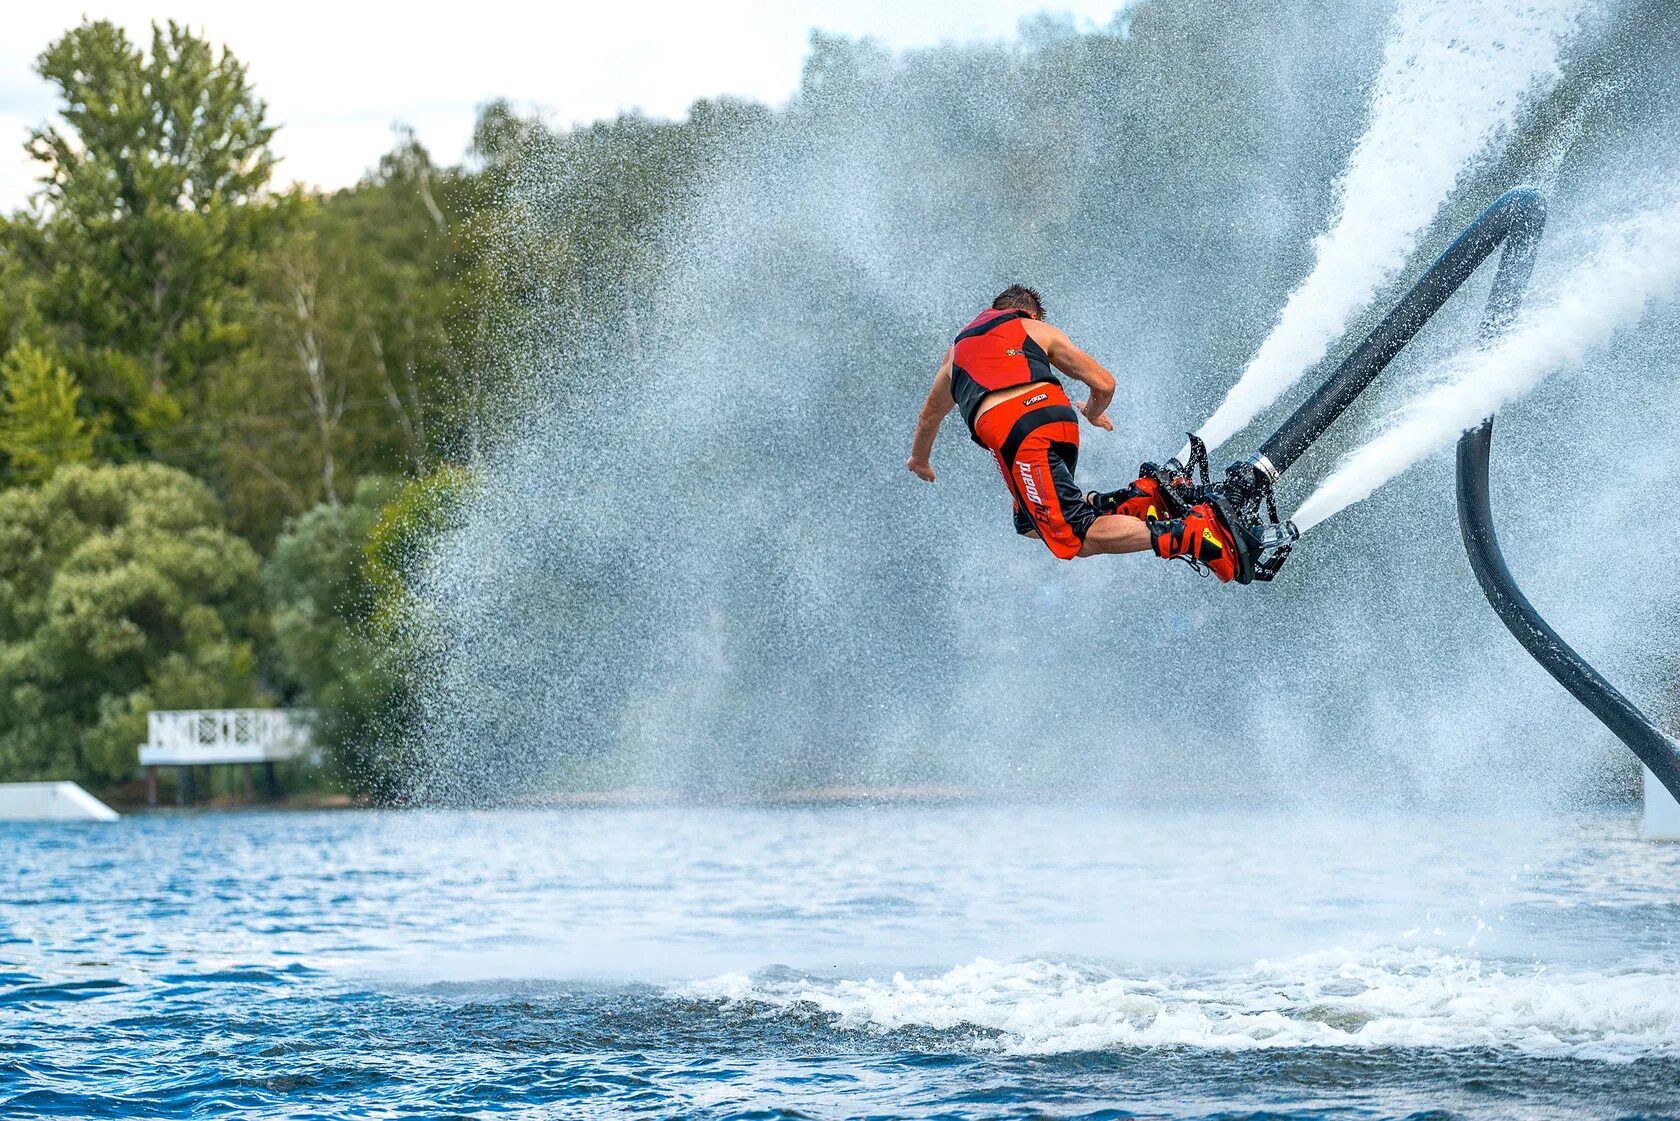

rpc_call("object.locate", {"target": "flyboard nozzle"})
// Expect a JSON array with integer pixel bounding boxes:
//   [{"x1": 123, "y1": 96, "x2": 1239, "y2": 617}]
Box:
[
  {"x1": 1146, "y1": 438, "x2": 1296, "y2": 582},
  {"x1": 1259, "y1": 520, "x2": 1299, "y2": 551}
]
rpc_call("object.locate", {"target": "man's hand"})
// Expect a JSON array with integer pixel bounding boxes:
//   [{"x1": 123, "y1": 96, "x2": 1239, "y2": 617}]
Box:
[
  {"x1": 1075, "y1": 399, "x2": 1114, "y2": 431},
  {"x1": 906, "y1": 456, "x2": 936, "y2": 482}
]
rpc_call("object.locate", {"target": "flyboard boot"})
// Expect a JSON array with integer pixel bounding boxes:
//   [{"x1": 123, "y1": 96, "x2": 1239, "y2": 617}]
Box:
[
  {"x1": 1087, "y1": 474, "x2": 1174, "y2": 522},
  {"x1": 1149, "y1": 501, "x2": 1255, "y2": 584}
]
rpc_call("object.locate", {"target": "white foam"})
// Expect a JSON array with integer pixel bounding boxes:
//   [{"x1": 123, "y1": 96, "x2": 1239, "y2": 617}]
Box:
[
  {"x1": 676, "y1": 947, "x2": 1680, "y2": 1059},
  {"x1": 1190, "y1": 0, "x2": 1585, "y2": 458},
  {"x1": 1294, "y1": 197, "x2": 1680, "y2": 531}
]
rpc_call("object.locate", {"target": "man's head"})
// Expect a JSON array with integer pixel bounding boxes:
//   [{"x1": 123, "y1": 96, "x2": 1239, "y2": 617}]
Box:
[{"x1": 992, "y1": 283, "x2": 1045, "y2": 321}]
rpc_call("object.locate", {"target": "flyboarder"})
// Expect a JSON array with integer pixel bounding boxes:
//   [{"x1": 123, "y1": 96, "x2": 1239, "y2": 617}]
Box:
[{"x1": 906, "y1": 284, "x2": 1246, "y2": 582}]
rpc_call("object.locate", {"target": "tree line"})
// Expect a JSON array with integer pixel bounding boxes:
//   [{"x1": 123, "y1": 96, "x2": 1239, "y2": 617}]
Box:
[{"x1": 0, "y1": 19, "x2": 751, "y2": 797}]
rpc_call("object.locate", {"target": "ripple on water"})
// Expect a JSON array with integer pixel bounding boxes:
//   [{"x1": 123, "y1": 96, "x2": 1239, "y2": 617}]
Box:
[{"x1": 1, "y1": 807, "x2": 1677, "y2": 1119}]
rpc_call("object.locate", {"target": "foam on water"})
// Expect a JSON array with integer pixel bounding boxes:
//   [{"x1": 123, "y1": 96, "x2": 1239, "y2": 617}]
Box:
[
  {"x1": 1293, "y1": 195, "x2": 1680, "y2": 531},
  {"x1": 1190, "y1": 0, "x2": 1585, "y2": 458},
  {"x1": 680, "y1": 945, "x2": 1680, "y2": 1060},
  {"x1": 9, "y1": 806, "x2": 1680, "y2": 1115}
]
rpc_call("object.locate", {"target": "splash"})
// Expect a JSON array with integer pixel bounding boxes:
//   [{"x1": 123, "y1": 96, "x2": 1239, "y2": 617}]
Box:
[
  {"x1": 1189, "y1": 0, "x2": 1585, "y2": 458},
  {"x1": 678, "y1": 947, "x2": 1680, "y2": 1059},
  {"x1": 1293, "y1": 197, "x2": 1680, "y2": 532},
  {"x1": 402, "y1": 4, "x2": 1680, "y2": 806}
]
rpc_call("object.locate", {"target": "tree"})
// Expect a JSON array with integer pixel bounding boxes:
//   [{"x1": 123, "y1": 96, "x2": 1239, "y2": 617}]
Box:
[
  {"x1": 264, "y1": 476, "x2": 397, "y2": 703},
  {"x1": 260, "y1": 469, "x2": 469, "y2": 800},
  {"x1": 15, "y1": 20, "x2": 281, "y2": 439},
  {"x1": 0, "y1": 463, "x2": 266, "y2": 786},
  {"x1": 0, "y1": 342, "x2": 94, "y2": 482},
  {"x1": 363, "y1": 464, "x2": 472, "y2": 618},
  {"x1": 263, "y1": 477, "x2": 402, "y2": 792},
  {"x1": 211, "y1": 131, "x2": 492, "y2": 543},
  {"x1": 0, "y1": 220, "x2": 45, "y2": 353}
]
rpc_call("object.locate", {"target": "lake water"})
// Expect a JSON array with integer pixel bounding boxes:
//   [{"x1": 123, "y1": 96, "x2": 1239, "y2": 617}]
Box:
[{"x1": 3, "y1": 804, "x2": 1677, "y2": 1119}]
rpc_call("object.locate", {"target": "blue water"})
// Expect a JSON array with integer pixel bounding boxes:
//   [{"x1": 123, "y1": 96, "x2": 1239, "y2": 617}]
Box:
[{"x1": 3, "y1": 805, "x2": 1678, "y2": 1119}]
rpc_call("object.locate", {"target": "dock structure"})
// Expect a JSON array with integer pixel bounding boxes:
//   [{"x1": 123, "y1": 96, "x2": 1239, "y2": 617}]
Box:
[{"x1": 138, "y1": 709, "x2": 315, "y2": 806}]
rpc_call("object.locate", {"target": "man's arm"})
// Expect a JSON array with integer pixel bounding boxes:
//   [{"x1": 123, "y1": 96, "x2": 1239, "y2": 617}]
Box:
[
  {"x1": 906, "y1": 350, "x2": 956, "y2": 482},
  {"x1": 1026, "y1": 322, "x2": 1116, "y2": 431}
]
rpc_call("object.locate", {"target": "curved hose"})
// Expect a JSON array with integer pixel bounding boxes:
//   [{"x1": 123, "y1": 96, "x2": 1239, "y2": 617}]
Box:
[
  {"x1": 1228, "y1": 184, "x2": 1680, "y2": 801},
  {"x1": 1255, "y1": 187, "x2": 1547, "y2": 477},
  {"x1": 1456, "y1": 423, "x2": 1680, "y2": 800}
]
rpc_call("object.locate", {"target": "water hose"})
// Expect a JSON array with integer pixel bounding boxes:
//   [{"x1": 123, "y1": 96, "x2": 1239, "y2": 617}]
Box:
[
  {"x1": 1457, "y1": 420, "x2": 1680, "y2": 798},
  {"x1": 1238, "y1": 187, "x2": 1549, "y2": 491},
  {"x1": 1195, "y1": 184, "x2": 1680, "y2": 800}
]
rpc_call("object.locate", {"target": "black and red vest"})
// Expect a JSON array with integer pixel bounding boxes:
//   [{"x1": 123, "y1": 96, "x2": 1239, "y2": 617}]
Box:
[{"x1": 950, "y1": 308, "x2": 1059, "y2": 440}]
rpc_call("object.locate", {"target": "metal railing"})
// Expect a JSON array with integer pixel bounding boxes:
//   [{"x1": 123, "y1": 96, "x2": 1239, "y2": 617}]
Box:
[{"x1": 138, "y1": 709, "x2": 315, "y2": 766}]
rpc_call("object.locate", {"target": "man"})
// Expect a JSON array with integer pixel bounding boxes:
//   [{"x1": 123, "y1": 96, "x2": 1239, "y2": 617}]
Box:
[{"x1": 905, "y1": 284, "x2": 1243, "y2": 582}]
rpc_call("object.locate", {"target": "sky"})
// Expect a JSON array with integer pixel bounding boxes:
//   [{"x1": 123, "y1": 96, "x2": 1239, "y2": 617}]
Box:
[{"x1": 0, "y1": 0, "x2": 1136, "y2": 211}]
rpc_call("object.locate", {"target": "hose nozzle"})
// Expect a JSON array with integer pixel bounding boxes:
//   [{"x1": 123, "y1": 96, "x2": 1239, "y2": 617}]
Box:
[{"x1": 1259, "y1": 520, "x2": 1299, "y2": 551}]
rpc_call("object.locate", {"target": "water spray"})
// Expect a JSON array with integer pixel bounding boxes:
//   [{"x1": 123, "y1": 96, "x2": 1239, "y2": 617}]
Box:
[
  {"x1": 1295, "y1": 199, "x2": 1680, "y2": 530},
  {"x1": 1183, "y1": 0, "x2": 1586, "y2": 462},
  {"x1": 1141, "y1": 188, "x2": 1544, "y2": 584},
  {"x1": 1167, "y1": 184, "x2": 1680, "y2": 802}
]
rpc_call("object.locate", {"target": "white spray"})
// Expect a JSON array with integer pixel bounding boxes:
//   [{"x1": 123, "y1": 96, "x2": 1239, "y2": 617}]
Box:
[
  {"x1": 1293, "y1": 198, "x2": 1680, "y2": 532},
  {"x1": 1187, "y1": 0, "x2": 1585, "y2": 460}
]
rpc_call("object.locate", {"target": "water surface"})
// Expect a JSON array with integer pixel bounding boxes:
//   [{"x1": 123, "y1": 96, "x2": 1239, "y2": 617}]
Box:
[{"x1": 3, "y1": 805, "x2": 1677, "y2": 1118}]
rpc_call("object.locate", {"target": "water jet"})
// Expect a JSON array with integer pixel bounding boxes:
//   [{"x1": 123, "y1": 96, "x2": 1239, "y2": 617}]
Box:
[{"x1": 1173, "y1": 185, "x2": 1680, "y2": 805}]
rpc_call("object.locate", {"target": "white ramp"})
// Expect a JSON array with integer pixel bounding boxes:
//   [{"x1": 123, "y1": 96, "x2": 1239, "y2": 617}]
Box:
[
  {"x1": 1644, "y1": 767, "x2": 1680, "y2": 841},
  {"x1": 0, "y1": 781, "x2": 119, "y2": 822}
]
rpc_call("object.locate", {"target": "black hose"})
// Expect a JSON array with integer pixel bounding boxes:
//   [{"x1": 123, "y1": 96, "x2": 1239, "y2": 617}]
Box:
[
  {"x1": 1457, "y1": 423, "x2": 1680, "y2": 800},
  {"x1": 1255, "y1": 188, "x2": 1547, "y2": 477},
  {"x1": 1234, "y1": 183, "x2": 1680, "y2": 803}
]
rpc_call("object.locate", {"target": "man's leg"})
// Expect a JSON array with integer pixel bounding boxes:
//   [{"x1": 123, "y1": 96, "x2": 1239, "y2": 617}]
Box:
[{"x1": 1076, "y1": 513, "x2": 1152, "y2": 556}]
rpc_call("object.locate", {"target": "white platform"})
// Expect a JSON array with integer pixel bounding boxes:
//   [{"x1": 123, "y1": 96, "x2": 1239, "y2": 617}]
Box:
[
  {"x1": 0, "y1": 781, "x2": 119, "y2": 821},
  {"x1": 1645, "y1": 767, "x2": 1680, "y2": 841},
  {"x1": 138, "y1": 709, "x2": 312, "y2": 766}
]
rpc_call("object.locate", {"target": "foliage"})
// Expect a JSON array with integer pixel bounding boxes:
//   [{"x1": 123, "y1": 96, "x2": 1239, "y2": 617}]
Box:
[
  {"x1": 12, "y1": 19, "x2": 283, "y2": 443},
  {"x1": 364, "y1": 465, "x2": 474, "y2": 618},
  {"x1": 0, "y1": 342, "x2": 96, "y2": 482},
  {"x1": 260, "y1": 468, "x2": 471, "y2": 799},
  {"x1": 211, "y1": 136, "x2": 494, "y2": 544},
  {"x1": 0, "y1": 16, "x2": 763, "y2": 792},
  {"x1": 0, "y1": 225, "x2": 44, "y2": 351},
  {"x1": 0, "y1": 463, "x2": 265, "y2": 786},
  {"x1": 264, "y1": 477, "x2": 398, "y2": 697},
  {"x1": 263, "y1": 477, "x2": 403, "y2": 792}
]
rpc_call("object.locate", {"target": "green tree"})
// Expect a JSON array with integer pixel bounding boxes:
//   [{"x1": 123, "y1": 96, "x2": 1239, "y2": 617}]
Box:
[
  {"x1": 0, "y1": 463, "x2": 266, "y2": 786},
  {"x1": 364, "y1": 464, "x2": 472, "y2": 616},
  {"x1": 263, "y1": 477, "x2": 402, "y2": 793},
  {"x1": 212, "y1": 132, "x2": 494, "y2": 543},
  {"x1": 261, "y1": 469, "x2": 468, "y2": 799},
  {"x1": 14, "y1": 19, "x2": 281, "y2": 439},
  {"x1": 0, "y1": 342, "x2": 94, "y2": 481},
  {"x1": 264, "y1": 476, "x2": 397, "y2": 702},
  {"x1": 0, "y1": 220, "x2": 45, "y2": 352}
]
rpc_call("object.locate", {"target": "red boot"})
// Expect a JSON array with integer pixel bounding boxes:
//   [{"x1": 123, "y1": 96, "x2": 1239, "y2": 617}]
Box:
[
  {"x1": 1150, "y1": 502, "x2": 1242, "y2": 583},
  {"x1": 1088, "y1": 475, "x2": 1171, "y2": 522}
]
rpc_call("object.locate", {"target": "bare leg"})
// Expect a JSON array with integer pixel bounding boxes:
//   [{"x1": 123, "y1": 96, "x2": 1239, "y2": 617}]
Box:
[{"x1": 1076, "y1": 513, "x2": 1152, "y2": 557}]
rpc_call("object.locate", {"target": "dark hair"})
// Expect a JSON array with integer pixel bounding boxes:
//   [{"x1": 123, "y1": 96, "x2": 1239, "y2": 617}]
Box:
[{"x1": 992, "y1": 284, "x2": 1044, "y2": 320}]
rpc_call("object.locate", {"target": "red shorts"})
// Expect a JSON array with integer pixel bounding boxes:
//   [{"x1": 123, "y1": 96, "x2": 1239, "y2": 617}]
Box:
[{"x1": 972, "y1": 384, "x2": 1095, "y2": 560}]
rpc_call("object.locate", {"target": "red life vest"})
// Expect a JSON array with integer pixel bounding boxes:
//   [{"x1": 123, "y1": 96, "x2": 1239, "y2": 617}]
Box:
[{"x1": 949, "y1": 308, "x2": 1059, "y2": 439}]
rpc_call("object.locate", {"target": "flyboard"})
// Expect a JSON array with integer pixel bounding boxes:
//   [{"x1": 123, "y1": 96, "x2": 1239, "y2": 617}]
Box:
[{"x1": 1158, "y1": 186, "x2": 1680, "y2": 804}]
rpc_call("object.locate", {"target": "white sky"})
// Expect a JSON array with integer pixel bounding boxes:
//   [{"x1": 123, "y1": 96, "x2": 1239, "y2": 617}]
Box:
[{"x1": 0, "y1": 1, "x2": 1135, "y2": 211}]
